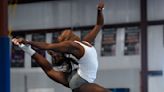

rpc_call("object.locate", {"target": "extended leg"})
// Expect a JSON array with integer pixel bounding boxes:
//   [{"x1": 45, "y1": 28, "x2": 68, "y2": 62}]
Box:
[
  {"x1": 11, "y1": 41, "x2": 70, "y2": 88},
  {"x1": 32, "y1": 53, "x2": 69, "y2": 87}
]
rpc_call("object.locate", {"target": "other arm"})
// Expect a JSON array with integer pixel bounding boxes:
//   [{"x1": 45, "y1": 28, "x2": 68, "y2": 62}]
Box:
[{"x1": 82, "y1": 0, "x2": 104, "y2": 43}]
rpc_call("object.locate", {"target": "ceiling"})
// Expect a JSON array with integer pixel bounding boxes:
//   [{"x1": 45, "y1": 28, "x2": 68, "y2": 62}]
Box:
[{"x1": 8, "y1": 0, "x2": 58, "y2": 4}]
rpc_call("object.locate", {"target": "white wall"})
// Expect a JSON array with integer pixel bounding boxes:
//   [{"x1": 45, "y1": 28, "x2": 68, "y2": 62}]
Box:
[
  {"x1": 11, "y1": 73, "x2": 25, "y2": 92},
  {"x1": 11, "y1": 72, "x2": 72, "y2": 92},
  {"x1": 96, "y1": 69, "x2": 140, "y2": 92},
  {"x1": 11, "y1": 69, "x2": 140, "y2": 92},
  {"x1": 148, "y1": 25, "x2": 164, "y2": 70}
]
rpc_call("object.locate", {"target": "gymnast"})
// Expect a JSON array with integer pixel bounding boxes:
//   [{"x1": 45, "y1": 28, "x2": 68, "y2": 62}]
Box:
[{"x1": 12, "y1": 0, "x2": 108, "y2": 92}]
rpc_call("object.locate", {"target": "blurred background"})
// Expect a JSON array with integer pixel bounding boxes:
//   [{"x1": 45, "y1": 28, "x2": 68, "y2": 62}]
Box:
[{"x1": 6, "y1": 0, "x2": 164, "y2": 92}]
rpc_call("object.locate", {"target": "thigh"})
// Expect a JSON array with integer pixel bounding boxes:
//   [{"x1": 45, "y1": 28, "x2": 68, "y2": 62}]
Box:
[{"x1": 68, "y1": 72, "x2": 89, "y2": 90}]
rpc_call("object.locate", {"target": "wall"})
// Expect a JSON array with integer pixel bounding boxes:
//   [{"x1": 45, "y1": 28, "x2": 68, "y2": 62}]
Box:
[
  {"x1": 8, "y1": 0, "x2": 140, "y2": 30},
  {"x1": 148, "y1": 0, "x2": 164, "y2": 21},
  {"x1": 11, "y1": 69, "x2": 140, "y2": 92},
  {"x1": 147, "y1": 0, "x2": 164, "y2": 92},
  {"x1": 9, "y1": 0, "x2": 141, "y2": 70},
  {"x1": 11, "y1": 28, "x2": 141, "y2": 92},
  {"x1": 9, "y1": 0, "x2": 164, "y2": 92},
  {"x1": 148, "y1": 25, "x2": 164, "y2": 92},
  {"x1": 96, "y1": 69, "x2": 140, "y2": 92}
]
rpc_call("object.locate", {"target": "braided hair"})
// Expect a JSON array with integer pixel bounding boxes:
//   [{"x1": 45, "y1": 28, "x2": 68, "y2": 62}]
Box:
[
  {"x1": 52, "y1": 53, "x2": 78, "y2": 73},
  {"x1": 62, "y1": 54, "x2": 79, "y2": 73}
]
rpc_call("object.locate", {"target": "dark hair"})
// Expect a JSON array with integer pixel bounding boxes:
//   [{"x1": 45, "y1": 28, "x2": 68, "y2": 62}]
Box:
[
  {"x1": 63, "y1": 54, "x2": 78, "y2": 73},
  {"x1": 53, "y1": 53, "x2": 78, "y2": 73}
]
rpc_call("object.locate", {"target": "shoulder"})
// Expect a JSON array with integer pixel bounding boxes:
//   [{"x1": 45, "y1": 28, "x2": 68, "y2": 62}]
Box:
[
  {"x1": 61, "y1": 40, "x2": 84, "y2": 52},
  {"x1": 69, "y1": 41, "x2": 85, "y2": 59},
  {"x1": 75, "y1": 41, "x2": 93, "y2": 47},
  {"x1": 62, "y1": 40, "x2": 81, "y2": 47}
]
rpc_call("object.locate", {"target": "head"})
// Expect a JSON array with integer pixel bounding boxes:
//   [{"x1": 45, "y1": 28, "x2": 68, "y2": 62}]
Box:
[
  {"x1": 57, "y1": 29, "x2": 80, "y2": 42},
  {"x1": 47, "y1": 50, "x2": 65, "y2": 66}
]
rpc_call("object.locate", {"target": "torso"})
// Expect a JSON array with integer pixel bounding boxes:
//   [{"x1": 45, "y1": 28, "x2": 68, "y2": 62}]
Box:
[{"x1": 73, "y1": 40, "x2": 98, "y2": 83}]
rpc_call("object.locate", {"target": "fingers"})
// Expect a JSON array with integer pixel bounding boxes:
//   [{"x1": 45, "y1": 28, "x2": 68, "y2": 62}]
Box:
[
  {"x1": 99, "y1": 0, "x2": 104, "y2": 3},
  {"x1": 97, "y1": 0, "x2": 104, "y2": 10},
  {"x1": 12, "y1": 38, "x2": 26, "y2": 46}
]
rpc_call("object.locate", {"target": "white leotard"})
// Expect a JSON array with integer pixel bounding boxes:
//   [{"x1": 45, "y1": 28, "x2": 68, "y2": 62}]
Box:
[{"x1": 74, "y1": 41, "x2": 98, "y2": 83}]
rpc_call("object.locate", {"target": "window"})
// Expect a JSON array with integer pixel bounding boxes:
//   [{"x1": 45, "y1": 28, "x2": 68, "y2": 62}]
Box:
[
  {"x1": 52, "y1": 31, "x2": 61, "y2": 43},
  {"x1": 81, "y1": 30, "x2": 95, "y2": 45},
  {"x1": 51, "y1": 32, "x2": 61, "y2": 66},
  {"x1": 124, "y1": 27, "x2": 140, "y2": 55},
  {"x1": 31, "y1": 33, "x2": 46, "y2": 67},
  {"x1": 101, "y1": 28, "x2": 116, "y2": 56}
]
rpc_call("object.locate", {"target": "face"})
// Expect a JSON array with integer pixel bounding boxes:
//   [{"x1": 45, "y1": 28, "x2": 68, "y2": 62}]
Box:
[
  {"x1": 47, "y1": 50, "x2": 65, "y2": 66},
  {"x1": 57, "y1": 29, "x2": 80, "y2": 42}
]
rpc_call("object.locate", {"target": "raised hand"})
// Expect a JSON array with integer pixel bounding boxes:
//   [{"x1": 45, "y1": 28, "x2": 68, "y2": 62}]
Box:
[{"x1": 97, "y1": 0, "x2": 104, "y2": 10}]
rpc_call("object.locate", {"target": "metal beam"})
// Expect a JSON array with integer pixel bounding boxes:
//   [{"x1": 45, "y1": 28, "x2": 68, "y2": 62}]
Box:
[
  {"x1": 140, "y1": 0, "x2": 148, "y2": 92},
  {"x1": 0, "y1": 0, "x2": 10, "y2": 92},
  {"x1": 11, "y1": 19, "x2": 164, "y2": 36},
  {"x1": 8, "y1": 0, "x2": 66, "y2": 4}
]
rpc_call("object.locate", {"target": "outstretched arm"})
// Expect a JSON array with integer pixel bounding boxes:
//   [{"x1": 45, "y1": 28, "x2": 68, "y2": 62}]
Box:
[
  {"x1": 12, "y1": 38, "x2": 77, "y2": 54},
  {"x1": 82, "y1": 0, "x2": 104, "y2": 43},
  {"x1": 12, "y1": 38, "x2": 53, "y2": 50}
]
